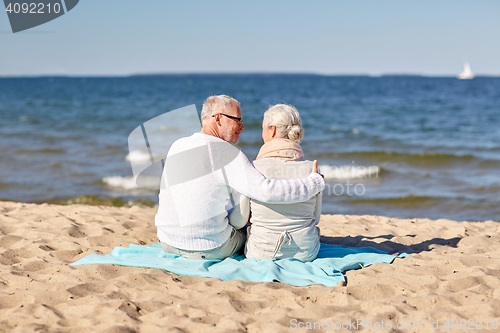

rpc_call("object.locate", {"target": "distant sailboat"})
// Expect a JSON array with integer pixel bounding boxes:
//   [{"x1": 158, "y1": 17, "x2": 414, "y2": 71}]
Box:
[{"x1": 457, "y1": 61, "x2": 474, "y2": 79}]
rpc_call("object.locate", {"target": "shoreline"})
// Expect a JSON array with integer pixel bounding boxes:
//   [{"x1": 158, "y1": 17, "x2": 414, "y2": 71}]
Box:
[
  {"x1": 0, "y1": 201, "x2": 499, "y2": 332},
  {"x1": 1, "y1": 195, "x2": 496, "y2": 223},
  {"x1": 0, "y1": 195, "x2": 158, "y2": 209}
]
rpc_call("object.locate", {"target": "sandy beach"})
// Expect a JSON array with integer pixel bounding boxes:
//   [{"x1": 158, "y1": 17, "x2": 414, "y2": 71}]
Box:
[{"x1": 0, "y1": 201, "x2": 499, "y2": 332}]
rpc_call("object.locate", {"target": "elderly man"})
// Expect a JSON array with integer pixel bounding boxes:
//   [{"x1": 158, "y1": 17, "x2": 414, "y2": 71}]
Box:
[{"x1": 155, "y1": 95, "x2": 324, "y2": 260}]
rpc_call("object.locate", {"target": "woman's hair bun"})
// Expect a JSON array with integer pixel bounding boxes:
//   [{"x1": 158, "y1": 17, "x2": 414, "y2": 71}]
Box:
[
  {"x1": 263, "y1": 104, "x2": 304, "y2": 143},
  {"x1": 287, "y1": 124, "x2": 303, "y2": 142}
]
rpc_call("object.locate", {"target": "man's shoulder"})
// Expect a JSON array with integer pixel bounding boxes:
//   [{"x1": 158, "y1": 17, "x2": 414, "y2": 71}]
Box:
[
  {"x1": 253, "y1": 158, "x2": 313, "y2": 179},
  {"x1": 168, "y1": 133, "x2": 245, "y2": 165},
  {"x1": 168, "y1": 133, "x2": 206, "y2": 155}
]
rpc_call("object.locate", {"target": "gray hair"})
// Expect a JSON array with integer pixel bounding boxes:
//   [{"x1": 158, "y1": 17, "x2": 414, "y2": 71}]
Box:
[
  {"x1": 200, "y1": 95, "x2": 240, "y2": 125},
  {"x1": 263, "y1": 104, "x2": 303, "y2": 143}
]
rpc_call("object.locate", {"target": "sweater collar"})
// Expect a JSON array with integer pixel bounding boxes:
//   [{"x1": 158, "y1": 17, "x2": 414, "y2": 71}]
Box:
[{"x1": 256, "y1": 138, "x2": 304, "y2": 161}]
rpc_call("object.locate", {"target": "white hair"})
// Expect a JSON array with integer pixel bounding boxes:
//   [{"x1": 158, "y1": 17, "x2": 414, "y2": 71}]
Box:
[
  {"x1": 263, "y1": 104, "x2": 303, "y2": 143},
  {"x1": 200, "y1": 95, "x2": 240, "y2": 124}
]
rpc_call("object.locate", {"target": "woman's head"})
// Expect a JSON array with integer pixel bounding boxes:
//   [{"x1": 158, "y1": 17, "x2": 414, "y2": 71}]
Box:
[{"x1": 262, "y1": 104, "x2": 304, "y2": 143}]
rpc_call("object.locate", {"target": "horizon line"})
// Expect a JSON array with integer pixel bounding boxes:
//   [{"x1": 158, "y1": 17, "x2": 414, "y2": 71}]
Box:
[{"x1": 1, "y1": 72, "x2": 500, "y2": 79}]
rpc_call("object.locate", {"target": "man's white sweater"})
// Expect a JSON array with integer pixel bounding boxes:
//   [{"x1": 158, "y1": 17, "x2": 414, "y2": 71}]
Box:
[{"x1": 155, "y1": 133, "x2": 325, "y2": 251}]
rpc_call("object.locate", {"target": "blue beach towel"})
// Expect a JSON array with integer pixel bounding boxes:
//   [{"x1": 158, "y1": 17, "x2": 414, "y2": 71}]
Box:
[{"x1": 71, "y1": 243, "x2": 408, "y2": 287}]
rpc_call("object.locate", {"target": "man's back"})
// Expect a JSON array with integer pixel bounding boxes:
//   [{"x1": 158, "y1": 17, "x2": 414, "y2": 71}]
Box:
[{"x1": 155, "y1": 133, "x2": 235, "y2": 251}]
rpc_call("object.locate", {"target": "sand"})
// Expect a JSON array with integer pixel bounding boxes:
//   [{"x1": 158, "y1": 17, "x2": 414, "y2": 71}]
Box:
[{"x1": 0, "y1": 201, "x2": 499, "y2": 332}]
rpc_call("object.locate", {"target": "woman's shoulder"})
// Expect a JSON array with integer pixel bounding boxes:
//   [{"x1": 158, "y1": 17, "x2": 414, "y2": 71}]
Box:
[{"x1": 254, "y1": 158, "x2": 314, "y2": 165}]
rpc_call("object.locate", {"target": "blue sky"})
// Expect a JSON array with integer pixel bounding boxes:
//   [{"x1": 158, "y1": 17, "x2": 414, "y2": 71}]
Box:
[{"x1": 1, "y1": 0, "x2": 499, "y2": 76}]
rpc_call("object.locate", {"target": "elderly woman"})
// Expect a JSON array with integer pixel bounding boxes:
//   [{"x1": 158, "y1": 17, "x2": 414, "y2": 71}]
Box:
[{"x1": 233, "y1": 104, "x2": 322, "y2": 261}]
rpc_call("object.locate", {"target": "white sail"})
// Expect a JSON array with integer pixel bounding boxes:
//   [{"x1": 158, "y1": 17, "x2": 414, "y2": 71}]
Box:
[{"x1": 457, "y1": 61, "x2": 474, "y2": 79}]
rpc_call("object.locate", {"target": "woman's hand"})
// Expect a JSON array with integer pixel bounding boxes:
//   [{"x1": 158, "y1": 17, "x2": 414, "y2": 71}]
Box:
[{"x1": 311, "y1": 160, "x2": 324, "y2": 178}]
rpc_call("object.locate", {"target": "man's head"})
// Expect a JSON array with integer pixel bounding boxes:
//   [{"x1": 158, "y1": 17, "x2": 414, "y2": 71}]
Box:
[{"x1": 201, "y1": 95, "x2": 245, "y2": 144}]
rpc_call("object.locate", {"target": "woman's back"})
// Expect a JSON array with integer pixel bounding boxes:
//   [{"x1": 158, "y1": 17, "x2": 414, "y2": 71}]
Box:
[
  {"x1": 245, "y1": 158, "x2": 322, "y2": 261},
  {"x1": 243, "y1": 104, "x2": 322, "y2": 261}
]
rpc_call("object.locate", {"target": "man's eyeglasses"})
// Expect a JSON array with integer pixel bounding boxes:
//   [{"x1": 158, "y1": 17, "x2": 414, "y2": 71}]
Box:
[{"x1": 212, "y1": 113, "x2": 243, "y2": 125}]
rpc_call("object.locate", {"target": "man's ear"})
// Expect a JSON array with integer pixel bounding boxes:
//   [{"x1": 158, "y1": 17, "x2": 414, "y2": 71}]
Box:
[{"x1": 214, "y1": 114, "x2": 221, "y2": 126}]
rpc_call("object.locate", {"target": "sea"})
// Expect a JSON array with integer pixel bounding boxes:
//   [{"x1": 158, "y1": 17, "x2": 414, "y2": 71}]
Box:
[{"x1": 1, "y1": 75, "x2": 499, "y2": 222}]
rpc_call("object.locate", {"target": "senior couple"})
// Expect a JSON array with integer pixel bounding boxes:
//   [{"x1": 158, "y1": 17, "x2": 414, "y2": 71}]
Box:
[{"x1": 155, "y1": 95, "x2": 324, "y2": 262}]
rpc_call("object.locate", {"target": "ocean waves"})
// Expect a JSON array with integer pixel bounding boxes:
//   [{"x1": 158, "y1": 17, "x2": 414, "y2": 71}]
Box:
[
  {"x1": 16, "y1": 148, "x2": 66, "y2": 154},
  {"x1": 320, "y1": 151, "x2": 492, "y2": 163},
  {"x1": 325, "y1": 194, "x2": 500, "y2": 221},
  {"x1": 318, "y1": 150, "x2": 499, "y2": 167},
  {"x1": 320, "y1": 165, "x2": 381, "y2": 180},
  {"x1": 100, "y1": 163, "x2": 376, "y2": 189},
  {"x1": 1, "y1": 75, "x2": 499, "y2": 221},
  {"x1": 101, "y1": 176, "x2": 160, "y2": 190},
  {"x1": 125, "y1": 150, "x2": 160, "y2": 163},
  {"x1": 346, "y1": 195, "x2": 442, "y2": 208}
]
